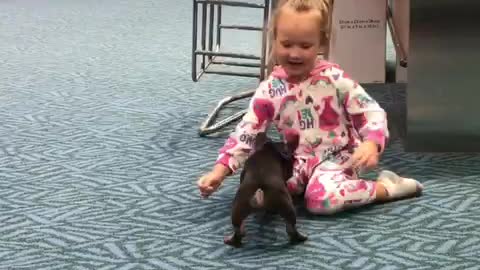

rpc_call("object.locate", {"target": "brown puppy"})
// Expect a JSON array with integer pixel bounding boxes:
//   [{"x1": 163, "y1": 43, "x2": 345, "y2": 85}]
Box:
[{"x1": 224, "y1": 132, "x2": 307, "y2": 247}]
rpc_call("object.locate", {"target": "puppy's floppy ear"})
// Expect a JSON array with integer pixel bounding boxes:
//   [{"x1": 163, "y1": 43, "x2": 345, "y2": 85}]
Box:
[{"x1": 254, "y1": 132, "x2": 268, "y2": 150}]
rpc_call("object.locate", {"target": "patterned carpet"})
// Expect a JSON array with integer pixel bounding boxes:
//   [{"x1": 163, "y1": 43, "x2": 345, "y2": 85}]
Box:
[{"x1": 1, "y1": 0, "x2": 480, "y2": 269}]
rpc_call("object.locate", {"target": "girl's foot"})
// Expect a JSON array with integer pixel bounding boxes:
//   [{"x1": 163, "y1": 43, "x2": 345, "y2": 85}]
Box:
[{"x1": 377, "y1": 170, "x2": 423, "y2": 200}]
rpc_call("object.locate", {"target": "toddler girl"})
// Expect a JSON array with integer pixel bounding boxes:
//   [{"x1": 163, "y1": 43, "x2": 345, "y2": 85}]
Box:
[{"x1": 197, "y1": 0, "x2": 423, "y2": 215}]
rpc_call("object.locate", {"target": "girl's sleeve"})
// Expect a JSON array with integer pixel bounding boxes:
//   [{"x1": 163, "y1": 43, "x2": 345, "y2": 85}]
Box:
[
  {"x1": 215, "y1": 77, "x2": 281, "y2": 173},
  {"x1": 328, "y1": 67, "x2": 390, "y2": 153}
]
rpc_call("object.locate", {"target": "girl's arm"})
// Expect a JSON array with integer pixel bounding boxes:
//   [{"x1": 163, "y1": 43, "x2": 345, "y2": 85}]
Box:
[
  {"x1": 327, "y1": 66, "x2": 389, "y2": 153},
  {"x1": 215, "y1": 78, "x2": 280, "y2": 173}
]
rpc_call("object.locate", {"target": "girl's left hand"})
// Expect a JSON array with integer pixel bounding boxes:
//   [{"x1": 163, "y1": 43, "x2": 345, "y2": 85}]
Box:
[{"x1": 351, "y1": 141, "x2": 379, "y2": 171}]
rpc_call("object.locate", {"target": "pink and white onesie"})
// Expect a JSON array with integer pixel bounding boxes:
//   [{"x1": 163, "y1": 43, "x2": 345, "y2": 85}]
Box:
[{"x1": 216, "y1": 60, "x2": 389, "y2": 215}]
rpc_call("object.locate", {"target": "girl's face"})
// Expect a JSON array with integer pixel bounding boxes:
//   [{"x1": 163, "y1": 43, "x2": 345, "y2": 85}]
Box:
[{"x1": 274, "y1": 8, "x2": 322, "y2": 82}]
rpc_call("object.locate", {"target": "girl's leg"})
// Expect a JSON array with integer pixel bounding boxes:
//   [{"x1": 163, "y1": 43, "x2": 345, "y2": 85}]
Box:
[
  {"x1": 303, "y1": 169, "x2": 423, "y2": 215},
  {"x1": 304, "y1": 170, "x2": 377, "y2": 215}
]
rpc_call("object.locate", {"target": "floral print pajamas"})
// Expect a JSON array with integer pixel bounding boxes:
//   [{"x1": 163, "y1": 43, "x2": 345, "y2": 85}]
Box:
[{"x1": 216, "y1": 60, "x2": 389, "y2": 214}]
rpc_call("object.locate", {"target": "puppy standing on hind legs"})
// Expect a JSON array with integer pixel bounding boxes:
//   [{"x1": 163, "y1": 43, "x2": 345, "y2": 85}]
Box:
[{"x1": 224, "y1": 133, "x2": 307, "y2": 247}]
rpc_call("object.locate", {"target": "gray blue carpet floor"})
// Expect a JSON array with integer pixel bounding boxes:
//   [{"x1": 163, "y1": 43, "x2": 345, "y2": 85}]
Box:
[{"x1": 1, "y1": 0, "x2": 480, "y2": 269}]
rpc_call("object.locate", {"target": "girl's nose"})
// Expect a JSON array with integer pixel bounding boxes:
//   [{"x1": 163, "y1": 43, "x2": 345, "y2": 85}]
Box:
[{"x1": 288, "y1": 48, "x2": 301, "y2": 60}]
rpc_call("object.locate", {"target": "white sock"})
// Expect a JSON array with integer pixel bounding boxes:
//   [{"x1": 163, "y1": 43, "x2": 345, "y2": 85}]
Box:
[{"x1": 377, "y1": 170, "x2": 423, "y2": 199}]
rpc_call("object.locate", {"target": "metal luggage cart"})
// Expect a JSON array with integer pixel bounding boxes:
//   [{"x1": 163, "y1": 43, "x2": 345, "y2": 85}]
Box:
[{"x1": 191, "y1": 0, "x2": 275, "y2": 136}]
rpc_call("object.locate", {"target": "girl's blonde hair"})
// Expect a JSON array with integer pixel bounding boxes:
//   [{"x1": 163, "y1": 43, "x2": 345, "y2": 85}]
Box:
[
  {"x1": 270, "y1": 0, "x2": 331, "y2": 42},
  {"x1": 266, "y1": 0, "x2": 332, "y2": 72}
]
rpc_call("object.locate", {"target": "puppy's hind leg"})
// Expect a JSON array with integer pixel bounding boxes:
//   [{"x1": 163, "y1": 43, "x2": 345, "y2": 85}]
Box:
[
  {"x1": 224, "y1": 183, "x2": 257, "y2": 247},
  {"x1": 274, "y1": 191, "x2": 308, "y2": 244}
]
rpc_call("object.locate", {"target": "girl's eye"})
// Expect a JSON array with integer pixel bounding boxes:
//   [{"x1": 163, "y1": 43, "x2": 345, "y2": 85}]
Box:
[
  {"x1": 281, "y1": 41, "x2": 292, "y2": 48},
  {"x1": 301, "y1": 43, "x2": 312, "y2": 49}
]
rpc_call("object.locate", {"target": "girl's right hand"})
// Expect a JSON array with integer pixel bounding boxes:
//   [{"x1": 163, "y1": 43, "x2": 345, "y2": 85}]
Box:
[{"x1": 197, "y1": 164, "x2": 231, "y2": 198}]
